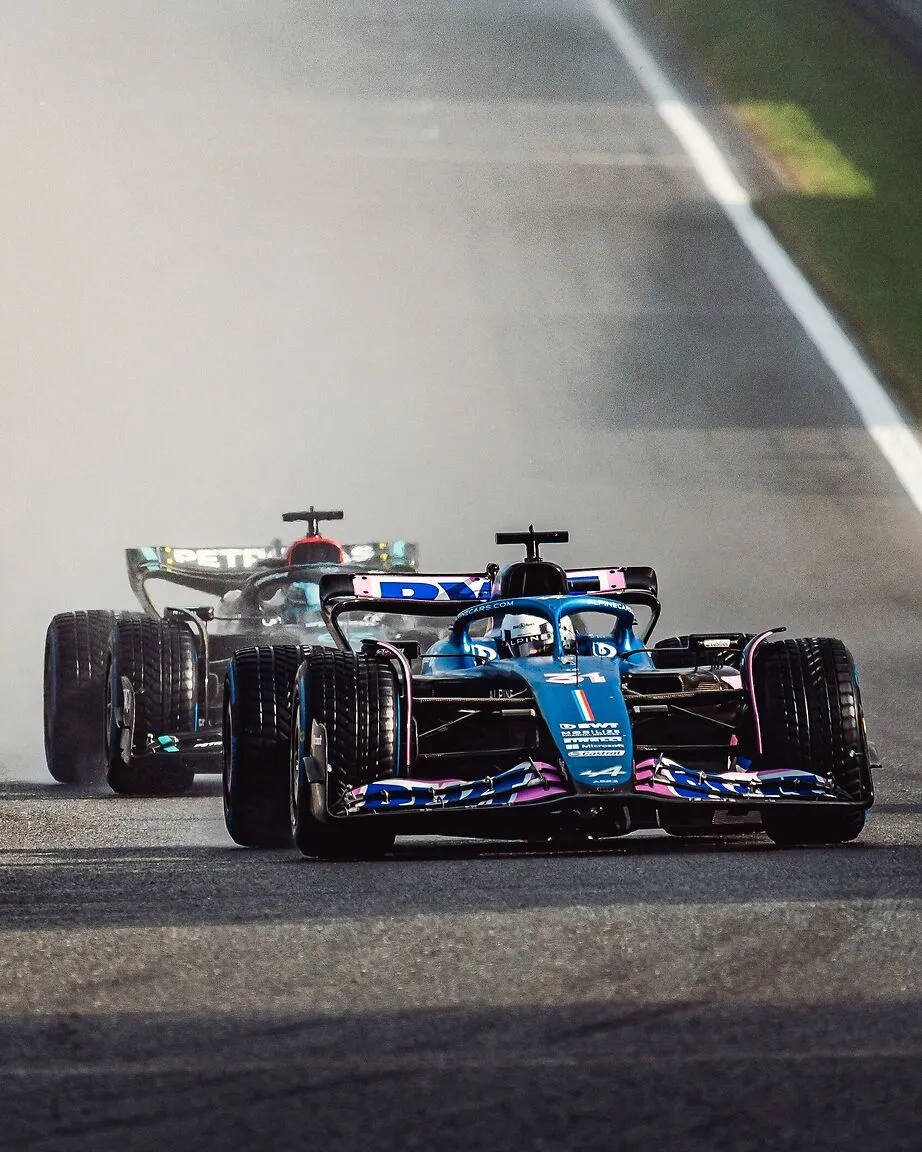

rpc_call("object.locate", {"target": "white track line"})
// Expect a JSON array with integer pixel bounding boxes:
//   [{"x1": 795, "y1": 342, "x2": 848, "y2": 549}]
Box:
[{"x1": 591, "y1": 0, "x2": 922, "y2": 515}]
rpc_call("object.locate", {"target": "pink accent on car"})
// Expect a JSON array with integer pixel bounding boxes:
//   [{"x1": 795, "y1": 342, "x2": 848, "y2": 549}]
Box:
[
  {"x1": 508, "y1": 764, "x2": 569, "y2": 804},
  {"x1": 742, "y1": 628, "x2": 785, "y2": 756},
  {"x1": 370, "y1": 640, "x2": 414, "y2": 771},
  {"x1": 376, "y1": 763, "x2": 566, "y2": 793},
  {"x1": 633, "y1": 762, "x2": 677, "y2": 796},
  {"x1": 634, "y1": 780, "x2": 679, "y2": 798},
  {"x1": 509, "y1": 781, "x2": 569, "y2": 804},
  {"x1": 343, "y1": 762, "x2": 568, "y2": 808},
  {"x1": 567, "y1": 567, "x2": 628, "y2": 592},
  {"x1": 352, "y1": 574, "x2": 377, "y2": 598},
  {"x1": 385, "y1": 776, "x2": 466, "y2": 789}
]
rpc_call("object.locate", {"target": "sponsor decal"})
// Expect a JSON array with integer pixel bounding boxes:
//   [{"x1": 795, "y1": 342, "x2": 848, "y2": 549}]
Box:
[
  {"x1": 456, "y1": 596, "x2": 513, "y2": 616},
  {"x1": 560, "y1": 721, "x2": 622, "y2": 730},
  {"x1": 568, "y1": 750, "x2": 626, "y2": 759},
  {"x1": 471, "y1": 644, "x2": 497, "y2": 662},
  {"x1": 592, "y1": 641, "x2": 619, "y2": 658},
  {"x1": 559, "y1": 719, "x2": 626, "y2": 759},
  {"x1": 165, "y1": 546, "x2": 280, "y2": 570},
  {"x1": 354, "y1": 575, "x2": 492, "y2": 602}
]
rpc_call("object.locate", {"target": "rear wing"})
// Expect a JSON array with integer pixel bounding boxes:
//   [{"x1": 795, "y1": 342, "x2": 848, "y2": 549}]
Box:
[
  {"x1": 125, "y1": 547, "x2": 265, "y2": 613},
  {"x1": 320, "y1": 565, "x2": 660, "y2": 644},
  {"x1": 319, "y1": 565, "x2": 657, "y2": 606},
  {"x1": 126, "y1": 541, "x2": 419, "y2": 615}
]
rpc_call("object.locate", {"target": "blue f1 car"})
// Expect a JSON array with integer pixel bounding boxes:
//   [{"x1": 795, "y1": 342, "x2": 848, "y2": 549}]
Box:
[{"x1": 222, "y1": 528, "x2": 876, "y2": 855}]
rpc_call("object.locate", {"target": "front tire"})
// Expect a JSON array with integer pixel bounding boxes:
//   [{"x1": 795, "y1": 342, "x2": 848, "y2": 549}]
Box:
[
  {"x1": 754, "y1": 637, "x2": 870, "y2": 846},
  {"x1": 291, "y1": 649, "x2": 398, "y2": 860},
  {"x1": 44, "y1": 611, "x2": 116, "y2": 784},
  {"x1": 105, "y1": 615, "x2": 197, "y2": 796},
  {"x1": 222, "y1": 645, "x2": 307, "y2": 848}
]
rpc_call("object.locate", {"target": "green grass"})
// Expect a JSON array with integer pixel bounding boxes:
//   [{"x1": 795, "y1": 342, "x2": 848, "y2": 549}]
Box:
[{"x1": 647, "y1": 0, "x2": 922, "y2": 421}]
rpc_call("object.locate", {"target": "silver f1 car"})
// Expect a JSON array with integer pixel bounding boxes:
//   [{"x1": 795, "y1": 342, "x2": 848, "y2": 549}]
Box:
[{"x1": 43, "y1": 508, "x2": 421, "y2": 793}]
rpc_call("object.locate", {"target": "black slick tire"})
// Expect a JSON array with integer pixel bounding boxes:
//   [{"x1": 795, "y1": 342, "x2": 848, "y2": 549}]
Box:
[
  {"x1": 291, "y1": 649, "x2": 398, "y2": 860},
  {"x1": 105, "y1": 614, "x2": 197, "y2": 796},
  {"x1": 754, "y1": 637, "x2": 870, "y2": 846},
  {"x1": 222, "y1": 645, "x2": 307, "y2": 848},
  {"x1": 43, "y1": 610, "x2": 117, "y2": 784}
]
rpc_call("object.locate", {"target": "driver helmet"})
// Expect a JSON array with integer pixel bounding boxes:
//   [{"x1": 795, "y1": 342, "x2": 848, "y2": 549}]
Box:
[{"x1": 500, "y1": 614, "x2": 556, "y2": 658}]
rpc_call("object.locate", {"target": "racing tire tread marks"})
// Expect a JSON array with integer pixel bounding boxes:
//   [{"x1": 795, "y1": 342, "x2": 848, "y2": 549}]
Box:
[
  {"x1": 293, "y1": 649, "x2": 397, "y2": 860},
  {"x1": 43, "y1": 610, "x2": 117, "y2": 784},
  {"x1": 755, "y1": 637, "x2": 869, "y2": 846},
  {"x1": 106, "y1": 614, "x2": 197, "y2": 796},
  {"x1": 223, "y1": 644, "x2": 309, "y2": 848}
]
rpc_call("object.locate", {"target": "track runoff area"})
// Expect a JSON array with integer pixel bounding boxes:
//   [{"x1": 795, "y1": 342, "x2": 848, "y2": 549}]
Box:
[{"x1": 592, "y1": 0, "x2": 922, "y2": 513}]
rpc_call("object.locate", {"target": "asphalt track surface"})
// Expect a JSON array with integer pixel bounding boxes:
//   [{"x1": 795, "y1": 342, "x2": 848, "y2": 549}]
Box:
[{"x1": 2, "y1": 2, "x2": 922, "y2": 1149}]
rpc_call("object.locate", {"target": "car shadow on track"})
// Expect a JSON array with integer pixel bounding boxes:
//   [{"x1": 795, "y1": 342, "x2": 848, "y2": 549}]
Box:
[
  {"x1": 0, "y1": 778, "x2": 224, "y2": 800},
  {"x1": 0, "y1": 829, "x2": 919, "y2": 932},
  {"x1": 0, "y1": 998, "x2": 920, "y2": 1152}
]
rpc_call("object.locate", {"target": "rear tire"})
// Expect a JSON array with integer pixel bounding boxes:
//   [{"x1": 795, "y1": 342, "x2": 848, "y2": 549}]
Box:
[
  {"x1": 754, "y1": 637, "x2": 870, "y2": 846},
  {"x1": 291, "y1": 649, "x2": 398, "y2": 860},
  {"x1": 105, "y1": 615, "x2": 197, "y2": 796},
  {"x1": 43, "y1": 610, "x2": 116, "y2": 784},
  {"x1": 222, "y1": 645, "x2": 307, "y2": 848}
]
